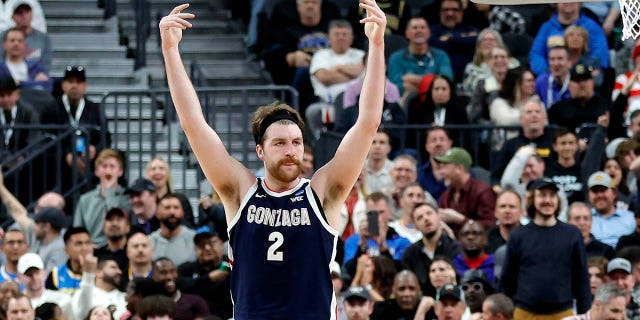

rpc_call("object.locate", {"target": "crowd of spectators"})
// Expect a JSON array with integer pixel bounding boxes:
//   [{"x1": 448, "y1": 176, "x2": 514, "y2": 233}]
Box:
[
  {"x1": 233, "y1": 0, "x2": 640, "y2": 319},
  {"x1": 3, "y1": 0, "x2": 640, "y2": 319}
]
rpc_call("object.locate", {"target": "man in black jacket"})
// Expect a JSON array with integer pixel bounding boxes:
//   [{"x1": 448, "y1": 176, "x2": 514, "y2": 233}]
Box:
[
  {"x1": 40, "y1": 66, "x2": 111, "y2": 192},
  {"x1": 177, "y1": 228, "x2": 232, "y2": 320}
]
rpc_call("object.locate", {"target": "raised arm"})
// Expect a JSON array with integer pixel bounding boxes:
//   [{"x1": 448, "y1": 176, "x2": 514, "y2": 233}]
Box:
[
  {"x1": 0, "y1": 167, "x2": 30, "y2": 230},
  {"x1": 159, "y1": 4, "x2": 254, "y2": 218},
  {"x1": 311, "y1": 0, "x2": 386, "y2": 228}
]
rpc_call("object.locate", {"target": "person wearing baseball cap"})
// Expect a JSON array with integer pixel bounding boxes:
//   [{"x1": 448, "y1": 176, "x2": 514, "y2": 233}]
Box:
[
  {"x1": 606, "y1": 258, "x2": 634, "y2": 294},
  {"x1": 434, "y1": 284, "x2": 467, "y2": 320},
  {"x1": 435, "y1": 147, "x2": 497, "y2": 235},
  {"x1": 342, "y1": 286, "x2": 373, "y2": 320},
  {"x1": 17, "y1": 253, "x2": 73, "y2": 319},
  {"x1": 588, "y1": 171, "x2": 635, "y2": 248},
  {"x1": 127, "y1": 178, "x2": 160, "y2": 235},
  {"x1": 501, "y1": 177, "x2": 591, "y2": 318},
  {"x1": 548, "y1": 62, "x2": 610, "y2": 133},
  {"x1": 94, "y1": 207, "x2": 131, "y2": 280},
  {"x1": 176, "y1": 226, "x2": 232, "y2": 319}
]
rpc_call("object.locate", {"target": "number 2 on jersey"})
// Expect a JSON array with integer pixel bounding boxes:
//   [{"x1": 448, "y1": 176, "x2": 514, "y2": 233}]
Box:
[{"x1": 267, "y1": 231, "x2": 284, "y2": 261}]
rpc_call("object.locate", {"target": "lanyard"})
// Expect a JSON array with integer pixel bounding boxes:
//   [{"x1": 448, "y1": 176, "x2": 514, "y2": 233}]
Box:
[
  {"x1": 434, "y1": 107, "x2": 446, "y2": 126},
  {"x1": 546, "y1": 74, "x2": 569, "y2": 109},
  {"x1": 0, "y1": 106, "x2": 17, "y2": 146},
  {"x1": 62, "y1": 94, "x2": 85, "y2": 132}
]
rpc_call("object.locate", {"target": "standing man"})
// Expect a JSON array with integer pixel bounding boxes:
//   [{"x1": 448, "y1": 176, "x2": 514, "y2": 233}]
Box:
[
  {"x1": 40, "y1": 66, "x2": 110, "y2": 182},
  {"x1": 501, "y1": 178, "x2": 591, "y2": 319},
  {"x1": 159, "y1": 1, "x2": 387, "y2": 319}
]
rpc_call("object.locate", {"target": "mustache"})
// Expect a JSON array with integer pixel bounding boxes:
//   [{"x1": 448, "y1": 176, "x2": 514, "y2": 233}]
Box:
[{"x1": 277, "y1": 157, "x2": 302, "y2": 167}]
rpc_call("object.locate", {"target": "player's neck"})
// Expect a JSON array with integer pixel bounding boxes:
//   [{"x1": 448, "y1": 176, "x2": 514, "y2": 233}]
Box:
[{"x1": 263, "y1": 176, "x2": 300, "y2": 193}]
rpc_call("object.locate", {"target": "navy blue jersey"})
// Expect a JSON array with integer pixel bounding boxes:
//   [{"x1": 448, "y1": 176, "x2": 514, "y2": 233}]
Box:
[{"x1": 228, "y1": 178, "x2": 338, "y2": 320}]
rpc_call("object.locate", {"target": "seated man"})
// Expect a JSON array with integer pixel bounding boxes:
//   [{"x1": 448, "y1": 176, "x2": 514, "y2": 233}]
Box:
[
  {"x1": 46, "y1": 227, "x2": 94, "y2": 295},
  {"x1": 0, "y1": 27, "x2": 51, "y2": 91},
  {"x1": 437, "y1": 148, "x2": 496, "y2": 234},
  {"x1": 588, "y1": 172, "x2": 635, "y2": 248},
  {"x1": 343, "y1": 192, "x2": 411, "y2": 267},
  {"x1": 428, "y1": 0, "x2": 478, "y2": 83},
  {"x1": 149, "y1": 193, "x2": 196, "y2": 266},
  {"x1": 534, "y1": 46, "x2": 572, "y2": 109},
  {"x1": 371, "y1": 270, "x2": 426, "y2": 320},
  {"x1": 387, "y1": 16, "x2": 453, "y2": 97},
  {"x1": 548, "y1": 64, "x2": 610, "y2": 133},
  {"x1": 452, "y1": 220, "x2": 495, "y2": 284},
  {"x1": 0, "y1": 3, "x2": 52, "y2": 69}
]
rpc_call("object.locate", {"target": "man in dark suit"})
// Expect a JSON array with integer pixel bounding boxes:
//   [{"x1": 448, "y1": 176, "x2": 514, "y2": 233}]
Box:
[
  {"x1": 40, "y1": 66, "x2": 111, "y2": 193},
  {"x1": 0, "y1": 74, "x2": 41, "y2": 205}
]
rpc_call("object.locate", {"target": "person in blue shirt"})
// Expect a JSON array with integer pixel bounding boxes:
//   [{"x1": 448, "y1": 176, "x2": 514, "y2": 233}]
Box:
[
  {"x1": 344, "y1": 192, "x2": 411, "y2": 265},
  {"x1": 588, "y1": 171, "x2": 635, "y2": 248},
  {"x1": 529, "y1": 2, "x2": 609, "y2": 76},
  {"x1": 0, "y1": 229, "x2": 28, "y2": 286}
]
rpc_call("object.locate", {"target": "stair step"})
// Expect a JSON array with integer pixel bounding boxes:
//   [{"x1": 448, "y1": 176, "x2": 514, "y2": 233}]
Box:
[
  {"x1": 47, "y1": 19, "x2": 106, "y2": 33},
  {"x1": 44, "y1": 7, "x2": 104, "y2": 19}
]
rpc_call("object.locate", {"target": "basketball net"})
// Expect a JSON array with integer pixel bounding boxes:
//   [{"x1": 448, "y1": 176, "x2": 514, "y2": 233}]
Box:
[{"x1": 620, "y1": 0, "x2": 640, "y2": 40}]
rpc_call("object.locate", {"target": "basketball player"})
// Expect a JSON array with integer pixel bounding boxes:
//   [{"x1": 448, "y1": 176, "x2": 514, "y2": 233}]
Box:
[{"x1": 159, "y1": 1, "x2": 387, "y2": 319}]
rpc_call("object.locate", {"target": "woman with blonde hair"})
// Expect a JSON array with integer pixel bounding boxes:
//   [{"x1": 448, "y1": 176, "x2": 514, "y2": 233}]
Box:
[
  {"x1": 564, "y1": 25, "x2": 603, "y2": 87},
  {"x1": 463, "y1": 28, "x2": 519, "y2": 94},
  {"x1": 144, "y1": 157, "x2": 196, "y2": 228}
]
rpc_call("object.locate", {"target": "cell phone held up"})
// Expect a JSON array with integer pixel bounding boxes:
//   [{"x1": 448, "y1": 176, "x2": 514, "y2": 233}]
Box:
[{"x1": 367, "y1": 210, "x2": 379, "y2": 237}]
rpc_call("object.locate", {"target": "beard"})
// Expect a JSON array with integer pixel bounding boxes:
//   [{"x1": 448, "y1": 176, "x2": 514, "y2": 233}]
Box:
[
  {"x1": 107, "y1": 233, "x2": 125, "y2": 242},
  {"x1": 160, "y1": 216, "x2": 182, "y2": 231},
  {"x1": 103, "y1": 274, "x2": 121, "y2": 288},
  {"x1": 267, "y1": 157, "x2": 302, "y2": 182}
]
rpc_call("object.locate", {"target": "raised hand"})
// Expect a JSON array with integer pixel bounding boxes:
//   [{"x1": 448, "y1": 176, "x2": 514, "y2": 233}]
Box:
[
  {"x1": 159, "y1": 4, "x2": 195, "y2": 50},
  {"x1": 359, "y1": 0, "x2": 386, "y2": 46}
]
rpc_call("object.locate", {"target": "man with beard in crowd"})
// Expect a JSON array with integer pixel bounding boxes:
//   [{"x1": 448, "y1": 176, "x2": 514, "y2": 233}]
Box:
[
  {"x1": 94, "y1": 207, "x2": 131, "y2": 284},
  {"x1": 178, "y1": 228, "x2": 232, "y2": 320},
  {"x1": 73, "y1": 256, "x2": 127, "y2": 319},
  {"x1": 150, "y1": 193, "x2": 196, "y2": 266},
  {"x1": 152, "y1": 257, "x2": 209, "y2": 320}
]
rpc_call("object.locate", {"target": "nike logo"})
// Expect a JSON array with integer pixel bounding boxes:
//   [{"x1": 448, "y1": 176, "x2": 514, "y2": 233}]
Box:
[{"x1": 255, "y1": 194, "x2": 266, "y2": 198}]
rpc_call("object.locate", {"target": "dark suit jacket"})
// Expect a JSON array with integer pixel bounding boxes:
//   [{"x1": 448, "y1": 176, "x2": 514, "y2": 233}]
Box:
[
  {"x1": 40, "y1": 96, "x2": 111, "y2": 154},
  {"x1": 0, "y1": 101, "x2": 40, "y2": 156}
]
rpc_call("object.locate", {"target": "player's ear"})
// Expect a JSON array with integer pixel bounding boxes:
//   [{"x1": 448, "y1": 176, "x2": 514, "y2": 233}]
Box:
[{"x1": 256, "y1": 144, "x2": 264, "y2": 160}]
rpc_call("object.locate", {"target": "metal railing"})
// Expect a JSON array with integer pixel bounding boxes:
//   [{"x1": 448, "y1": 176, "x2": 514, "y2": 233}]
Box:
[
  {"x1": 0, "y1": 124, "x2": 100, "y2": 223},
  {"x1": 100, "y1": 85, "x2": 299, "y2": 199}
]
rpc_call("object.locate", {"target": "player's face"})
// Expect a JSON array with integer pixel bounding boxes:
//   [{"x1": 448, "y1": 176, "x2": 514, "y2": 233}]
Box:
[
  {"x1": 343, "y1": 298, "x2": 372, "y2": 320},
  {"x1": 259, "y1": 123, "x2": 304, "y2": 183}
]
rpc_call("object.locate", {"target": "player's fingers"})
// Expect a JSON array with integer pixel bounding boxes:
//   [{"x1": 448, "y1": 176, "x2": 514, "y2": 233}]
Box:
[
  {"x1": 174, "y1": 12, "x2": 195, "y2": 19},
  {"x1": 170, "y1": 3, "x2": 189, "y2": 15}
]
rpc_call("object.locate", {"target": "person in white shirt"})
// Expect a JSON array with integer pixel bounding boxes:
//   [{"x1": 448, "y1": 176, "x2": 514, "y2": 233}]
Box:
[
  {"x1": 16, "y1": 253, "x2": 73, "y2": 319},
  {"x1": 72, "y1": 255, "x2": 126, "y2": 320}
]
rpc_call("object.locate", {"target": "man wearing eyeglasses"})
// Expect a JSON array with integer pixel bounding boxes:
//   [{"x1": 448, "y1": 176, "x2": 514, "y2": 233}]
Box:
[
  {"x1": 177, "y1": 229, "x2": 232, "y2": 320},
  {"x1": 428, "y1": 0, "x2": 478, "y2": 83}
]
